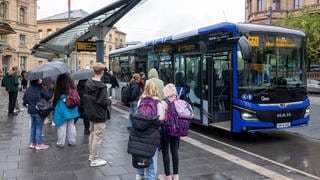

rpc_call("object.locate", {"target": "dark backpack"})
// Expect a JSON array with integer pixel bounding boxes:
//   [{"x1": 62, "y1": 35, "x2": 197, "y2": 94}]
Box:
[
  {"x1": 165, "y1": 99, "x2": 191, "y2": 137},
  {"x1": 66, "y1": 88, "x2": 80, "y2": 108},
  {"x1": 121, "y1": 84, "x2": 131, "y2": 104}
]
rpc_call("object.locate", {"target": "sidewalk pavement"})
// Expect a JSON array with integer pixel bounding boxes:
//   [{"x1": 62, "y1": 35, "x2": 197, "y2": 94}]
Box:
[{"x1": 0, "y1": 87, "x2": 267, "y2": 180}]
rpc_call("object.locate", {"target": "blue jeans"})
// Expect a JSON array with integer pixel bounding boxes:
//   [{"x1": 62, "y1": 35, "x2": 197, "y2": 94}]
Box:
[
  {"x1": 128, "y1": 101, "x2": 138, "y2": 127},
  {"x1": 136, "y1": 150, "x2": 158, "y2": 180},
  {"x1": 30, "y1": 114, "x2": 44, "y2": 144}
]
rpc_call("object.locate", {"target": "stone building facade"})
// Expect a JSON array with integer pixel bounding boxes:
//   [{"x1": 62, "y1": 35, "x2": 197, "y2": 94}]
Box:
[
  {"x1": 0, "y1": 0, "x2": 37, "y2": 74},
  {"x1": 37, "y1": 10, "x2": 126, "y2": 70},
  {"x1": 246, "y1": 0, "x2": 320, "y2": 24}
]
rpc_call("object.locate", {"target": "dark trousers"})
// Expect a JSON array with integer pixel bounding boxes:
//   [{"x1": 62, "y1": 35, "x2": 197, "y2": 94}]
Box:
[
  {"x1": 161, "y1": 131, "x2": 180, "y2": 176},
  {"x1": 8, "y1": 91, "x2": 18, "y2": 113},
  {"x1": 83, "y1": 118, "x2": 90, "y2": 131}
]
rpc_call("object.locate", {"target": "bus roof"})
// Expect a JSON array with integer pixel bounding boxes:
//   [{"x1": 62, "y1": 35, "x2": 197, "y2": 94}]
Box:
[
  {"x1": 109, "y1": 22, "x2": 305, "y2": 56},
  {"x1": 237, "y1": 23, "x2": 305, "y2": 37}
]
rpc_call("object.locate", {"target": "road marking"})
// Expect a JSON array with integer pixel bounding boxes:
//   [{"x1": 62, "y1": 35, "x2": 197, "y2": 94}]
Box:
[
  {"x1": 182, "y1": 136, "x2": 291, "y2": 180},
  {"x1": 189, "y1": 130, "x2": 320, "y2": 180},
  {"x1": 112, "y1": 105, "x2": 320, "y2": 179}
]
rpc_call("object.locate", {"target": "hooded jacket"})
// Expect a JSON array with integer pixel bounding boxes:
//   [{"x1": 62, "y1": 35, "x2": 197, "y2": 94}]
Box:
[
  {"x1": 23, "y1": 84, "x2": 51, "y2": 114},
  {"x1": 146, "y1": 68, "x2": 165, "y2": 100},
  {"x1": 4, "y1": 70, "x2": 19, "y2": 92},
  {"x1": 83, "y1": 78, "x2": 109, "y2": 123}
]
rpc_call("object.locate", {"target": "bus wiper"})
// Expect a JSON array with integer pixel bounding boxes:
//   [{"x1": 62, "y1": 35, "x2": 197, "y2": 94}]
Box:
[{"x1": 254, "y1": 87, "x2": 271, "y2": 97}]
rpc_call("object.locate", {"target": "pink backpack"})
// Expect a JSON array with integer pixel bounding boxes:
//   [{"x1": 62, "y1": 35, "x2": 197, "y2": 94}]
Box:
[
  {"x1": 174, "y1": 99, "x2": 194, "y2": 119},
  {"x1": 165, "y1": 99, "x2": 193, "y2": 137}
]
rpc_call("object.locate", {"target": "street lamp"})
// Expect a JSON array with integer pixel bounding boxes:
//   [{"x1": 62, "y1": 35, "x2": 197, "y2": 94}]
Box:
[{"x1": 265, "y1": 7, "x2": 272, "y2": 25}]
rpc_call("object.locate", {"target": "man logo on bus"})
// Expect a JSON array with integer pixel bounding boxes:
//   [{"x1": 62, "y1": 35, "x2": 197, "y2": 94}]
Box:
[{"x1": 277, "y1": 112, "x2": 292, "y2": 118}]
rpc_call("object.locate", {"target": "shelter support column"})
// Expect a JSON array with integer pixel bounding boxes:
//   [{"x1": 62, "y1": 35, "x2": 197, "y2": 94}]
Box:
[
  {"x1": 89, "y1": 25, "x2": 111, "y2": 63},
  {"x1": 96, "y1": 40, "x2": 104, "y2": 63}
]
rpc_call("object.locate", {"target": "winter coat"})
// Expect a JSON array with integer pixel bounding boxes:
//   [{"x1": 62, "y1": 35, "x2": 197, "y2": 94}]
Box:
[
  {"x1": 77, "y1": 80, "x2": 87, "y2": 118},
  {"x1": 110, "y1": 75, "x2": 119, "y2": 88},
  {"x1": 127, "y1": 96, "x2": 164, "y2": 157},
  {"x1": 130, "y1": 82, "x2": 141, "y2": 102},
  {"x1": 4, "y1": 71, "x2": 19, "y2": 92},
  {"x1": 53, "y1": 94, "x2": 79, "y2": 127},
  {"x1": 83, "y1": 78, "x2": 110, "y2": 123},
  {"x1": 22, "y1": 84, "x2": 51, "y2": 115},
  {"x1": 146, "y1": 68, "x2": 165, "y2": 100}
]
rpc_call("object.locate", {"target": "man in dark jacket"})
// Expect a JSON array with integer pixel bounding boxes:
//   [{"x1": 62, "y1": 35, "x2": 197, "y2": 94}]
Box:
[
  {"x1": 4, "y1": 66, "x2": 20, "y2": 116},
  {"x1": 83, "y1": 63, "x2": 110, "y2": 167}
]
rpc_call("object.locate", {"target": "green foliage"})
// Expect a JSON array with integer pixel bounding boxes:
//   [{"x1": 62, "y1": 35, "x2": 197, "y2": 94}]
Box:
[{"x1": 281, "y1": 6, "x2": 320, "y2": 65}]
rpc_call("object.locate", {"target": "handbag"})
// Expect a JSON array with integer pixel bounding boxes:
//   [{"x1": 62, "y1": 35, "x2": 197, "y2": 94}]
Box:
[{"x1": 35, "y1": 93, "x2": 53, "y2": 118}]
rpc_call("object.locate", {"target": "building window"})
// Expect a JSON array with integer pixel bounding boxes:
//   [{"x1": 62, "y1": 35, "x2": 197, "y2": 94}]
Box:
[
  {"x1": 0, "y1": 34, "x2": 7, "y2": 44},
  {"x1": 109, "y1": 34, "x2": 112, "y2": 42},
  {"x1": 248, "y1": 0, "x2": 252, "y2": 13},
  {"x1": 109, "y1": 45, "x2": 112, "y2": 51},
  {"x1": 272, "y1": 0, "x2": 280, "y2": 10},
  {"x1": 0, "y1": 2, "x2": 7, "y2": 19},
  {"x1": 19, "y1": 34, "x2": 26, "y2": 45},
  {"x1": 19, "y1": 56, "x2": 26, "y2": 70},
  {"x1": 47, "y1": 29, "x2": 52, "y2": 35},
  {"x1": 19, "y1": 8, "x2": 25, "y2": 23},
  {"x1": 294, "y1": 0, "x2": 303, "y2": 9},
  {"x1": 38, "y1": 30, "x2": 43, "y2": 39},
  {"x1": 257, "y1": 0, "x2": 265, "y2": 12}
]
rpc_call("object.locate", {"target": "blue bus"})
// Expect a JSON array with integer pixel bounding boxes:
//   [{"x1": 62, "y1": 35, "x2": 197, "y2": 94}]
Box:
[{"x1": 109, "y1": 22, "x2": 310, "y2": 133}]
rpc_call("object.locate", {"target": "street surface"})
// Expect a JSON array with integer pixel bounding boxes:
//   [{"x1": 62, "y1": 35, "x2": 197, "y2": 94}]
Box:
[{"x1": 0, "y1": 87, "x2": 320, "y2": 179}]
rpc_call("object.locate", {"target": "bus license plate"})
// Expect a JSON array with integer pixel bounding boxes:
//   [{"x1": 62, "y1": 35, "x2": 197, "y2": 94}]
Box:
[{"x1": 276, "y1": 122, "x2": 291, "y2": 128}]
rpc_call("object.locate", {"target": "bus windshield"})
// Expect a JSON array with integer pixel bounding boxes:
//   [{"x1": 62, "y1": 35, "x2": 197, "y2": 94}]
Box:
[{"x1": 238, "y1": 34, "x2": 305, "y2": 90}]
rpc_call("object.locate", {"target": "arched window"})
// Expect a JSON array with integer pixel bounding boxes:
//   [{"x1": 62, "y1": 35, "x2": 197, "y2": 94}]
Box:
[
  {"x1": 19, "y1": 8, "x2": 25, "y2": 23},
  {"x1": 0, "y1": 2, "x2": 7, "y2": 19}
]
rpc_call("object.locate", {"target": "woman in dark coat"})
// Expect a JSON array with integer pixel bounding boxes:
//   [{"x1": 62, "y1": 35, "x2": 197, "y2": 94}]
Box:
[{"x1": 77, "y1": 79, "x2": 90, "y2": 134}]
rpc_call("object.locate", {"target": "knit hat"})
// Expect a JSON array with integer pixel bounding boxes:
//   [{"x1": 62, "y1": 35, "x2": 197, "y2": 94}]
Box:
[{"x1": 163, "y1": 83, "x2": 177, "y2": 98}]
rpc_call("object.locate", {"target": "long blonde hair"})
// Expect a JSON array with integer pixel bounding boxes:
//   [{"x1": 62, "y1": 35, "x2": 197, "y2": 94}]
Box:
[{"x1": 142, "y1": 82, "x2": 159, "y2": 98}]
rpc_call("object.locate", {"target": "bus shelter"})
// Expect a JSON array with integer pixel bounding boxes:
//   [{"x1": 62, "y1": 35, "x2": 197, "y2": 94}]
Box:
[{"x1": 31, "y1": 0, "x2": 147, "y2": 63}]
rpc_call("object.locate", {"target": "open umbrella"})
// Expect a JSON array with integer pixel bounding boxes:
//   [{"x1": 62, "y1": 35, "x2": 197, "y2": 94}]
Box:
[
  {"x1": 25, "y1": 61, "x2": 70, "y2": 80},
  {"x1": 71, "y1": 69, "x2": 94, "y2": 80}
]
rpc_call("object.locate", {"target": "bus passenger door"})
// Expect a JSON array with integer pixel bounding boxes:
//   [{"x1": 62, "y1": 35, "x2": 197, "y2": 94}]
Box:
[
  {"x1": 183, "y1": 54, "x2": 202, "y2": 123},
  {"x1": 205, "y1": 52, "x2": 232, "y2": 131}
]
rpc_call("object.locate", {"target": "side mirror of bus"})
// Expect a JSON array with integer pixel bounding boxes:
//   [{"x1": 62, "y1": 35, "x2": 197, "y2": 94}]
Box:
[{"x1": 238, "y1": 36, "x2": 252, "y2": 61}]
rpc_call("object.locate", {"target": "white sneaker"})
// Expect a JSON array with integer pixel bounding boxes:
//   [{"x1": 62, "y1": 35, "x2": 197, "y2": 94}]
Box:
[
  {"x1": 136, "y1": 174, "x2": 144, "y2": 180},
  {"x1": 90, "y1": 159, "x2": 107, "y2": 167}
]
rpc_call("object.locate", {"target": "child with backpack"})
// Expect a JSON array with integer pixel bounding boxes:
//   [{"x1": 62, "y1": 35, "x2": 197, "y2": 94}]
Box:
[
  {"x1": 127, "y1": 81, "x2": 165, "y2": 180},
  {"x1": 158, "y1": 83, "x2": 193, "y2": 180}
]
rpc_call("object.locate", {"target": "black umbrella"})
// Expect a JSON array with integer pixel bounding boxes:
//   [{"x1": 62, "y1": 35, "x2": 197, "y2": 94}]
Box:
[
  {"x1": 25, "y1": 61, "x2": 70, "y2": 81},
  {"x1": 71, "y1": 69, "x2": 94, "y2": 80}
]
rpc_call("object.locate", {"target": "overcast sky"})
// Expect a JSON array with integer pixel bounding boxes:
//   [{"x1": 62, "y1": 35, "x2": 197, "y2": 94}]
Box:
[{"x1": 37, "y1": 0, "x2": 245, "y2": 42}]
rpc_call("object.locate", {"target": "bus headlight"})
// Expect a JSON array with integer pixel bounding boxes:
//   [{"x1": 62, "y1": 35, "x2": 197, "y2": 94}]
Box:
[
  {"x1": 304, "y1": 106, "x2": 310, "y2": 117},
  {"x1": 241, "y1": 111, "x2": 258, "y2": 121}
]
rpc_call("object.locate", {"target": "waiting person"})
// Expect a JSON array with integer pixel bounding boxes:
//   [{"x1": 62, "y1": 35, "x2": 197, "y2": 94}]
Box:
[
  {"x1": 83, "y1": 63, "x2": 110, "y2": 167},
  {"x1": 146, "y1": 68, "x2": 164, "y2": 100},
  {"x1": 128, "y1": 81, "x2": 165, "y2": 180},
  {"x1": 23, "y1": 79, "x2": 51, "y2": 150},
  {"x1": 127, "y1": 73, "x2": 142, "y2": 128},
  {"x1": 21, "y1": 70, "x2": 28, "y2": 90},
  {"x1": 158, "y1": 84, "x2": 181, "y2": 180},
  {"x1": 109, "y1": 71, "x2": 119, "y2": 100},
  {"x1": 139, "y1": 72, "x2": 146, "y2": 89},
  {"x1": 3, "y1": 66, "x2": 20, "y2": 116},
  {"x1": 77, "y1": 79, "x2": 90, "y2": 134},
  {"x1": 53, "y1": 73, "x2": 79, "y2": 147}
]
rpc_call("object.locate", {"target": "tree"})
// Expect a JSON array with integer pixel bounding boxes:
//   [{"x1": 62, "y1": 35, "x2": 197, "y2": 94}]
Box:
[{"x1": 280, "y1": 7, "x2": 320, "y2": 65}]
